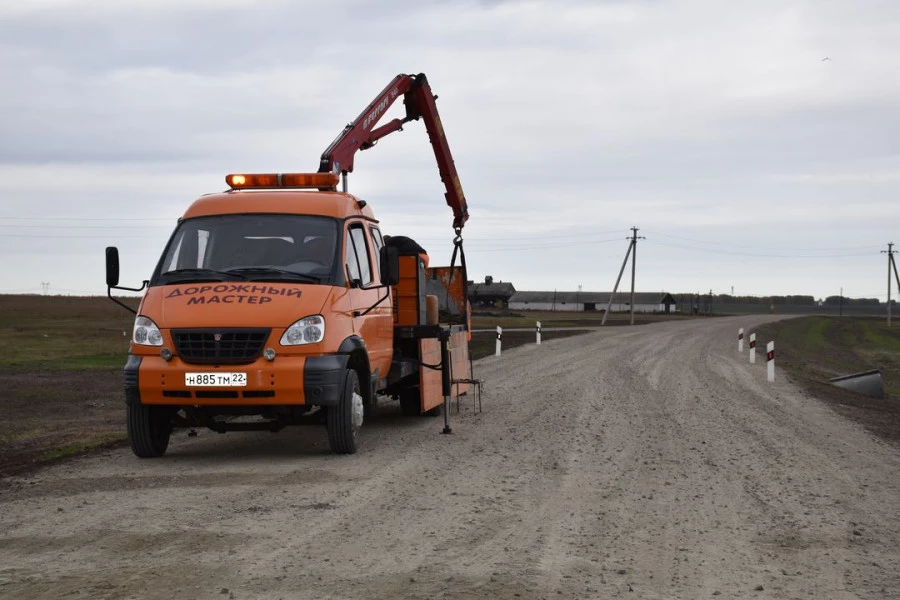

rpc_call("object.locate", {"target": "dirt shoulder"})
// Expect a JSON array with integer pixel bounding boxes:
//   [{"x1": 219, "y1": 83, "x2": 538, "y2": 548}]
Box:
[
  {"x1": 0, "y1": 369, "x2": 126, "y2": 478},
  {"x1": 755, "y1": 316, "x2": 900, "y2": 447}
]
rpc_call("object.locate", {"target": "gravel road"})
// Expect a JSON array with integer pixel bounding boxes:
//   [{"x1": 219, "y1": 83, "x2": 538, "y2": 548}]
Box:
[{"x1": 2, "y1": 315, "x2": 899, "y2": 599}]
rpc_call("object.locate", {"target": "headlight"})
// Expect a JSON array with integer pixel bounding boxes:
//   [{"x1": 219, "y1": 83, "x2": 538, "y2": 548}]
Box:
[
  {"x1": 280, "y1": 315, "x2": 325, "y2": 345},
  {"x1": 133, "y1": 316, "x2": 163, "y2": 347}
]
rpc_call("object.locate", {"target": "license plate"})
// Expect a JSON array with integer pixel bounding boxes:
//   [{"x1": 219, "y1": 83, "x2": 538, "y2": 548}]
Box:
[{"x1": 185, "y1": 372, "x2": 247, "y2": 387}]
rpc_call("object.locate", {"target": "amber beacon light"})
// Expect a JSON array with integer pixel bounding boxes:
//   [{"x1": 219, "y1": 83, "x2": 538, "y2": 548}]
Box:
[{"x1": 226, "y1": 172, "x2": 340, "y2": 190}]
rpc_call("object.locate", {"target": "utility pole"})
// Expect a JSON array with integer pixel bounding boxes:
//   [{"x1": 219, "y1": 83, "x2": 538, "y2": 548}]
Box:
[
  {"x1": 884, "y1": 243, "x2": 897, "y2": 326},
  {"x1": 891, "y1": 252, "x2": 900, "y2": 304},
  {"x1": 889, "y1": 246, "x2": 900, "y2": 325},
  {"x1": 602, "y1": 233, "x2": 634, "y2": 326},
  {"x1": 839, "y1": 287, "x2": 843, "y2": 317},
  {"x1": 602, "y1": 226, "x2": 645, "y2": 326},
  {"x1": 629, "y1": 226, "x2": 645, "y2": 326}
]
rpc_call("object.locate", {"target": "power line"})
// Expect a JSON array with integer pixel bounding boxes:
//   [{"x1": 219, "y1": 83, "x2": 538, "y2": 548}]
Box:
[
  {"x1": 413, "y1": 229, "x2": 626, "y2": 244},
  {"x1": 644, "y1": 229, "x2": 879, "y2": 252},
  {"x1": 644, "y1": 239, "x2": 874, "y2": 259},
  {"x1": 0, "y1": 224, "x2": 173, "y2": 230},
  {"x1": 0, "y1": 234, "x2": 165, "y2": 239},
  {"x1": 0, "y1": 216, "x2": 173, "y2": 221},
  {"x1": 457, "y1": 237, "x2": 624, "y2": 250}
]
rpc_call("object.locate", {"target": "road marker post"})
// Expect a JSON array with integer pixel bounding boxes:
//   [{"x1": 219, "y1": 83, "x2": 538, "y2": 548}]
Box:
[
  {"x1": 749, "y1": 333, "x2": 756, "y2": 364},
  {"x1": 495, "y1": 326, "x2": 502, "y2": 357},
  {"x1": 738, "y1": 327, "x2": 744, "y2": 352},
  {"x1": 767, "y1": 341, "x2": 775, "y2": 382},
  {"x1": 536, "y1": 321, "x2": 542, "y2": 345}
]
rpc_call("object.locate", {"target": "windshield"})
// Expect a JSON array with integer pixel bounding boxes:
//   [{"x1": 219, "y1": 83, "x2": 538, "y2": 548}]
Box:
[{"x1": 152, "y1": 214, "x2": 339, "y2": 286}]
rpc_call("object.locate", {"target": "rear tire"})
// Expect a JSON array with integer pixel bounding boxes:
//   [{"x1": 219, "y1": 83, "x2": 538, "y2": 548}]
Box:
[
  {"x1": 127, "y1": 403, "x2": 172, "y2": 458},
  {"x1": 327, "y1": 370, "x2": 362, "y2": 454}
]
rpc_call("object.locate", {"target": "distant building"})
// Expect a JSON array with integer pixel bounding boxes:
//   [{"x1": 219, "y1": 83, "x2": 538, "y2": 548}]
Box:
[
  {"x1": 508, "y1": 291, "x2": 678, "y2": 313},
  {"x1": 468, "y1": 276, "x2": 516, "y2": 308}
]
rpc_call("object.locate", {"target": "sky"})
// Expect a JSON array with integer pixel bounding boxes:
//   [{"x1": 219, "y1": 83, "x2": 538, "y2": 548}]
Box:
[{"x1": 2, "y1": 0, "x2": 899, "y2": 301}]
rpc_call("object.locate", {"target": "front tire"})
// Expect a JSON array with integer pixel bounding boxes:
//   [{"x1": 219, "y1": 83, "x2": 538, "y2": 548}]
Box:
[
  {"x1": 127, "y1": 403, "x2": 172, "y2": 458},
  {"x1": 327, "y1": 369, "x2": 362, "y2": 454}
]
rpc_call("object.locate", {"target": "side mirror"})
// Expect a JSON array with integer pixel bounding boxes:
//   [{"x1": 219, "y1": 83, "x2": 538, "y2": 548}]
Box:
[
  {"x1": 105, "y1": 246, "x2": 120, "y2": 287},
  {"x1": 380, "y1": 246, "x2": 400, "y2": 286}
]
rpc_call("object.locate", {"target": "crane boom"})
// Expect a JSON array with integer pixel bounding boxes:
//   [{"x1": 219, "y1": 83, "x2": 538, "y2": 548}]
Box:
[{"x1": 318, "y1": 73, "x2": 470, "y2": 229}]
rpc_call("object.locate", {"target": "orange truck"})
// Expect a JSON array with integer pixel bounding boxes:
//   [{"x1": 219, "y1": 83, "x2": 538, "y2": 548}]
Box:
[{"x1": 105, "y1": 73, "x2": 472, "y2": 456}]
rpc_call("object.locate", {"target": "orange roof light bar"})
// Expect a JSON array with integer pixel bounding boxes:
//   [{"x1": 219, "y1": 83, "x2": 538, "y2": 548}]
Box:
[{"x1": 226, "y1": 172, "x2": 340, "y2": 190}]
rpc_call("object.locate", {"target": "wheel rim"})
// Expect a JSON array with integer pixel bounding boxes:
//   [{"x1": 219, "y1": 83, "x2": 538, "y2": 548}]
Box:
[{"x1": 351, "y1": 388, "x2": 364, "y2": 429}]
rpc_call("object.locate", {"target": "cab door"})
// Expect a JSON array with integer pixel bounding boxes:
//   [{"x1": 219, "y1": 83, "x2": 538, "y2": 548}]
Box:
[{"x1": 344, "y1": 222, "x2": 393, "y2": 378}]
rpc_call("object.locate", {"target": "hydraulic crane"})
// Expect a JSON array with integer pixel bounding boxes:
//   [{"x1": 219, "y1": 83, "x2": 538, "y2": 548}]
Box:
[{"x1": 318, "y1": 73, "x2": 470, "y2": 231}]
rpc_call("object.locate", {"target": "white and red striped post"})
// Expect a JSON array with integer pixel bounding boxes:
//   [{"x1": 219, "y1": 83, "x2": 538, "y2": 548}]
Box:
[
  {"x1": 749, "y1": 333, "x2": 757, "y2": 364},
  {"x1": 766, "y1": 341, "x2": 775, "y2": 382},
  {"x1": 738, "y1": 327, "x2": 744, "y2": 352},
  {"x1": 536, "y1": 321, "x2": 542, "y2": 345},
  {"x1": 495, "y1": 326, "x2": 502, "y2": 357}
]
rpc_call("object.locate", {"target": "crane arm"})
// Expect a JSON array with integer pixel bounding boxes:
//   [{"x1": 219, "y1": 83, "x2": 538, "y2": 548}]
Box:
[{"x1": 318, "y1": 73, "x2": 470, "y2": 229}]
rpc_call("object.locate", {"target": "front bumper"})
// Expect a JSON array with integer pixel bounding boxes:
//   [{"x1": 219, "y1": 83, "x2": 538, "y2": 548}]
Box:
[{"x1": 124, "y1": 354, "x2": 348, "y2": 407}]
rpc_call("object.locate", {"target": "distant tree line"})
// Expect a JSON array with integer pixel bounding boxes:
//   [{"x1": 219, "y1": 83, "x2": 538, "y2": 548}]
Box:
[
  {"x1": 713, "y1": 294, "x2": 885, "y2": 306},
  {"x1": 822, "y1": 296, "x2": 883, "y2": 306}
]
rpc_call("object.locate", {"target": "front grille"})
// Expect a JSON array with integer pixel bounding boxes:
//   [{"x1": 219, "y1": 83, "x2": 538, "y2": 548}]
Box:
[{"x1": 172, "y1": 328, "x2": 270, "y2": 365}]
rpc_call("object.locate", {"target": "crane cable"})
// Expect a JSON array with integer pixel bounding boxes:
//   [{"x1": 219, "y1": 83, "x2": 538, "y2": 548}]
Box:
[
  {"x1": 448, "y1": 226, "x2": 467, "y2": 299},
  {"x1": 447, "y1": 226, "x2": 476, "y2": 382}
]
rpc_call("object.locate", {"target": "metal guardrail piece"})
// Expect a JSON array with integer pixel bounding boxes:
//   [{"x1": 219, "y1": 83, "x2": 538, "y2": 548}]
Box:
[{"x1": 829, "y1": 370, "x2": 885, "y2": 399}]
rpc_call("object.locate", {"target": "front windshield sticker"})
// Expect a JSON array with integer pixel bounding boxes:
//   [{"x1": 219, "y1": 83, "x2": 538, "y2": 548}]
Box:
[{"x1": 166, "y1": 284, "x2": 302, "y2": 305}]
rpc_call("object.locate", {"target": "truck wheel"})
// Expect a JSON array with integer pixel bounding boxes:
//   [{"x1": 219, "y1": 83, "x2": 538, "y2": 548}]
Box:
[
  {"x1": 399, "y1": 387, "x2": 421, "y2": 416},
  {"x1": 127, "y1": 404, "x2": 172, "y2": 458},
  {"x1": 327, "y1": 369, "x2": 362, "y2": 454}
]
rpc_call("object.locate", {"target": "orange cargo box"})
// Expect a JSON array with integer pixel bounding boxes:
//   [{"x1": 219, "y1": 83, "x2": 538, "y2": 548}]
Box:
[{"x1": 393, "y1": 255, "x2": 425, "y2": 326}]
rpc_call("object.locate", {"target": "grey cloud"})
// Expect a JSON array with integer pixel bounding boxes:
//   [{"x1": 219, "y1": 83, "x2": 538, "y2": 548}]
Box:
[{"x1": 3, "y1": 0, "x2": 900, "y2": 298}]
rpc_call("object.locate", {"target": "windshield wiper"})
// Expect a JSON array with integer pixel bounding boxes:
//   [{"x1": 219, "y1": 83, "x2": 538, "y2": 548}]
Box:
[
  {"x1": 225, "y1": 267, "x2": 322, "y2": 283},
  {"x1": 159, "y1": 268, "x2": 248, "y2": 282}
]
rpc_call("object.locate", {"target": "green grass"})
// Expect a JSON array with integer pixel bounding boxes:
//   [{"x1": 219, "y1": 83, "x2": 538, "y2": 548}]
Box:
[
  {"x1": 804, "y1": 317, "x2": 829, "y2": 346},
  {"x1": 40, "y1": 354, "x2": 127, "y2": 370},
  {"x1": 0, "y1": 429, "x2": 48, "y2": 444},
  {"x1": 0, "y1": 298, "x2": 133, "y2": 370},
  {"x1": 859, "y1": 320, "x2": 900, "y2": 351},
  {"x1": 774, "y1": 316, "x2": 830, "y2": 358},
  {"x1": 38, "y1": 432, "x2": 127, "y2": 461}
]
